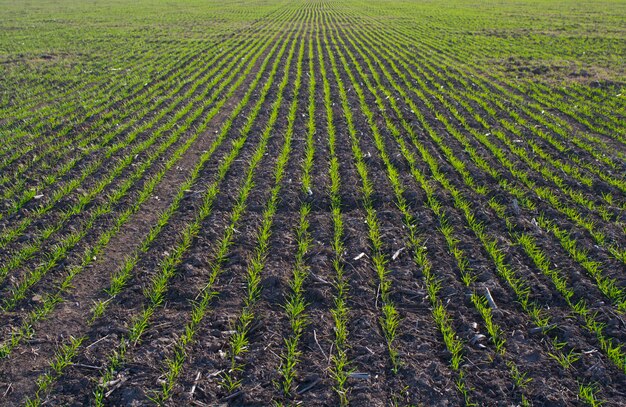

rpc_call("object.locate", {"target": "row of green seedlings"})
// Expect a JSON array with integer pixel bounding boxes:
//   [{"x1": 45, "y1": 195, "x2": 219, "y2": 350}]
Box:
[
  {"x1": 0, "y1": 24, "x2": 275, "y2": 290},
  {"x1": 276, "y1": 32, "x2": 317, "y2": 398},
  {"x1": 383, "y1": 31, "x2": 626, "y2": 282},
  {"x1": 406, "y1": 14, "x2": 626, "y2": 152},
  {"x1": 332, "y1": 20, "x2": 534, "y2": 403},
  {"x1": 499, "y1": 92, "x2": 626, "y2": 186},
  {"x1": 0, "y1": 30, "x2": 276, "y2": 313},
  {"x1": 0, "y1": 18, "x2": 248, "y2": 147},
  {"x1": 487, "y1": 203, "x2": 616, "y2": 406},
  {"x1": 370, "y1": 10, "x2": 626, "y2": 193},
  {"x1": 0, "y1": 27, "x2": 267, "y2": 219},
  {"x1": 551, "y1": 81, "x2": 625, "y2": 128},
  {"x1": 366, "y1": 14, "x2": 608, "y2": 396},
  {"x1": 0, "y1": 101, "x2": 200, "y2": 358},
  {"x1": 399, "y1": 49, "x2": 626, "y2": 270},
  {"x1": 0, "y1": 29, "x2": 177, "y2": 132},
  {"x1": 221, "y1": 33, "x2": 304, "y2": 395},
  {"x1": 0, "y1": 39, "x2": 223, "y2": 210},
  {"x1": 0, "y1": 102, "x2": 193, "y2": 309},
  {"x1": 88, "y1": 24, "x2": 282, "y2": 322},
  {"x1": 0, "y1": 40, "x2": 203, "y2": 182},
  {"x1": 567, "y1": 81, "x2": 625, "y2": 112},
  {"x1": 90, "y1": 29, "x2": 297, "y2": 406},
  {"x1": 0, "y1": 9, "x2": 290, "y2": 160},
  {"x1": 0, "y1": 18, "x2": 288, "y2": 231},
  {"x1": 340, "y1": 18, "x2": 615, "y2": 401},
  {"x1": 424, "y1": 15, "x2": 626, "y2": 149},
  {"x1": 434, "y1": 36, "x2": 626, "y2": 181},
  {"x1": 325, "y1": 22, "x2": 477, "y2": 402},
  {"x1": 332, "y1": 21, "x2": 536, "y2": 404},
  {"x1": 445, "y1": 91, "x2": 626, "y2": 311},
  {"x1": 474, "y1": 85, "x2": 625, "y2": 189},
  {"x1": 0, "y1": 60, "x2": 152, "y2": 164},
  {"x1": 404, "y1": 55, "x2": 626, "y2": 305},
  {"x1": 488, "y1": 198, "x2": 626, "y2": 373},
  {"x1": 0, "y1": 53, "x2": 199, "y2": 207},
  {"x1": 0, "y1": 15, "x2": 248, "y2": 132},
  {"x1": 397, "y1": 70, "x2": 600, "y2": 407},
  {"x1": 355, "y1": 20, "x2": 626, "y2": 309},
  {"x1": 154, "y1": 29, "x2": 303, "y2": 403},
  {"x1": 334, "y1": 5, "x2": 584, "y2": 233},
  {"x1": 0, "y1": 76, "x2": 100, "y2": 131},
  {"x1": 3, "y1": 13, "x2": 292, "y2": 264},
  {"x1": 329, "y1": 12, "x2": 497, "y2": 402},
  {"x1": 22, "y1": 24, "x2": 291, "y2": 406},
  {"x1": 352, "y1": 0, "x2": 608, "y2": 328},
  {"x1": 315, "y1": 28, "x2": 352, "y2": 406},
  {"x1": 466, "y1": 78, "x2": 626, "y2": 188},
  {"x1": 0, "y1": 21, "x2": 269, "y2": 191},
  {"x1": 520, "y1": 80, "x2": 621, "y2": 130},
  {"x1": 0, "y1": 17, "x2": 289, "y2": 364},
  {"x1": 0, "y1": 44, "x2": 229, "y2": 246},
  {"x1": 0, "y1": 20, "x2": 225, "y2": 147},
  {"x1": 332, "y1": 11, "x2": 483, "y2": 194},
  {"x1": 332, "y1": 14, "x2": 596, "y2": 400},
  {"x1": 0, "y1": 78, "x2": 97, "y2": 134},
  {"x1": 449, "y1": 78, "x2": 626, "y2": 240},
  {"x1": 380, "y1": 20, "x2": 626, "y2": 235},
  {"x1": 0, "y1": 81, "x2": 146, "y2": 208},
  {"x1": 322, "y1": 22, "x2": 402, "y2": 376},
  {"x1": 509, "y1": 76, "x2": 626, "y2": 145},
  {"x1": 384, "y1": 27, "x2": 626, "y2": 378},
  {"x1": 465, "y1": 90, "x2": 602, "y2": 191}
]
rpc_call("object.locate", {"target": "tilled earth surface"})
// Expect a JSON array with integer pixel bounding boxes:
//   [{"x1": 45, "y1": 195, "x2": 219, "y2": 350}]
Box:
[{"x1": 1, "y1": 0, "x2": 625, "y2": 406}]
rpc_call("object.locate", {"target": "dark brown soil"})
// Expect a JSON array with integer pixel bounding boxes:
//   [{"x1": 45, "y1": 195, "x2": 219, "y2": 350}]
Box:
[{"x1": 1, "y1": 3, "x2": 626, "y2": 407}]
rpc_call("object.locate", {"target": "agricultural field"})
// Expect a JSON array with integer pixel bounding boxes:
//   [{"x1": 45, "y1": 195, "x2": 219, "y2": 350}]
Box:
[{"x1": 0, "y1": 0, "x2": 625, "y2": 405}]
